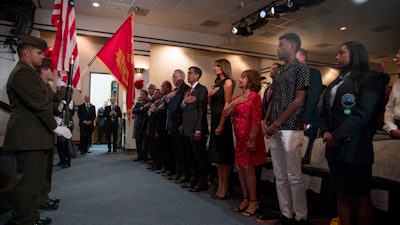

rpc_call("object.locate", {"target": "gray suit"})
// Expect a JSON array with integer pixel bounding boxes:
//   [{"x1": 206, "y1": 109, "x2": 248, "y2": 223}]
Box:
[{"x1": 182, "y1": 84, "x2": 209, "y2": 137}]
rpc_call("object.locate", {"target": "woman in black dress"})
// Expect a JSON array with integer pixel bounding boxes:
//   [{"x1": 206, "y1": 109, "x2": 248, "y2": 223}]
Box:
[{"x1": 208, "y1": 58, "x2": 235, "y2": 199}]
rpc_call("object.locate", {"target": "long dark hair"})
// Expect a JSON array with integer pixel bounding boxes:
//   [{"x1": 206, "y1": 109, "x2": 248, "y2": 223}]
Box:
[
  {"x1": 214, "y1": 58, "x2": 235, "y2": 89},
  {"x1": 342, "y1": 41, "x2": 370, "y2": 85}
]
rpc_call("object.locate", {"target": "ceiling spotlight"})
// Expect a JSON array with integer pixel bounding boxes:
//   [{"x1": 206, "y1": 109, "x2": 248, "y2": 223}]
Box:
[
  {"x1": 259, "y1": 10, "x2": 267, "y2": 19},
  {"x1": 232, "y1": 26, "x2": 238, "y2": 34},
  {"x1": 232, "y1": 21, "x2": 253, "y2": 36},
  {"x1": 287, "y1": 0, "x2": 293, "y2": 8},
  {"x1": 92, "y1": 2, "x2": 100, "y2": 7},
  {"x1": 270, "y1": 6, "x2": 275, "y2": 15}
]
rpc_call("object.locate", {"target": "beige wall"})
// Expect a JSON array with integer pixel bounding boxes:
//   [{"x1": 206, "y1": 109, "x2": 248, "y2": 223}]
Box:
[{"x1": 149, "y1": 44, "x2": 262, "y2": 98}]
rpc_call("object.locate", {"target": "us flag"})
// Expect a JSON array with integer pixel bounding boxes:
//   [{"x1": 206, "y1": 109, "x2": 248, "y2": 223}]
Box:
[{"x1": 51, "y1": 0, "x2": 81, "y2": 90}]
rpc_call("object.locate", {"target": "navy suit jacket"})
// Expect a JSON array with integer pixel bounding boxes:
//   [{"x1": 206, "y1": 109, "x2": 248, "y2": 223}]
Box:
[
  {"x1": 132, "y1": 100, "x2": 149, "y2": 136},
  {"x1": 319, "y1": 71, "x2": 382, "y2": 164},
  {"x1": 262, "y1": 84, "x2": 273, "y2": 119},
  {"x1": 167, "y1": 82, "x2": 189, "y2": 131},
  {"x1": 303, "y1": 68, "x2": 322, "y2": 128}
]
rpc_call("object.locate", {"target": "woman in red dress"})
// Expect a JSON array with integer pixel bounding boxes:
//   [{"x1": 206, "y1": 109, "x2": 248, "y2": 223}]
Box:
[{"x1": 223, "y1": 69, "x2": 267, "y2": 217}]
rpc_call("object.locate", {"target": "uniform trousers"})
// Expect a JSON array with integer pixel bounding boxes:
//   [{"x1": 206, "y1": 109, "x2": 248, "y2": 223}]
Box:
[
  {"x1": 39, "y1": 148, "x2": 53, "y2": 204},
  {"x1": 269, "y1": 130, "x2": 308, "y2": 221},
  {"x1": 11, "y1": 150, "x2": 48, "y2": 225}
]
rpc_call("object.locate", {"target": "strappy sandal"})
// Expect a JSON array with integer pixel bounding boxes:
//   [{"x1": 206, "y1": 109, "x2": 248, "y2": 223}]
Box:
[
  {"x1": 233, "y1": 198, "x2": 248, "y2": 212},
  {"x1": 242, "y1": 199, "x2": 259, "y2": 217}
]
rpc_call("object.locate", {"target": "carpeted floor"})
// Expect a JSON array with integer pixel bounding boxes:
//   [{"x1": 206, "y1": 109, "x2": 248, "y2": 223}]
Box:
[{"x1": 0, "y1": 145, "x2": 292, "y2": 225}]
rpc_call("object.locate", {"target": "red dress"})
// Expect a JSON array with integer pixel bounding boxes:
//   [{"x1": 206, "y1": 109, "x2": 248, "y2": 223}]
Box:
[{"x1": 232, "y1": 92, "x2": 267, "y2": 166}]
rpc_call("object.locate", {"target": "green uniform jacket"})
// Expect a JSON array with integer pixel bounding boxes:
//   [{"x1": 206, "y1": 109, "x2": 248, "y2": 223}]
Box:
[{"x1": 3, "y1": 61, "x2": 57, "y2": 151}]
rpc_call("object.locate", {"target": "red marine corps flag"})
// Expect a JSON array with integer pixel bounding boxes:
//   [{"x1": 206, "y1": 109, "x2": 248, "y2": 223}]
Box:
[
  {"x1": 51, "y1": 0, "x2": 81, "y2": 90},
  {"x1": 96, "y1": 13, "x2": 135, "y2": 121}
]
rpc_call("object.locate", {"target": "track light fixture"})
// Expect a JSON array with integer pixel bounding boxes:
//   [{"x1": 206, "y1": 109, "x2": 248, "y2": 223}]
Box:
[
  {"x1": 249, "y1": 18, "x2": 269, "y2": 31},
  {"x1": 231, "y1": 0, "x2": 326, "y2": 37}
]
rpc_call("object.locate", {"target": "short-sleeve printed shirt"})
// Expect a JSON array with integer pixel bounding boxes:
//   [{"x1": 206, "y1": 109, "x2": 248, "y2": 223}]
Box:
[{"x1": 270, "y1": 59, "x2": 310, "y2": 130}]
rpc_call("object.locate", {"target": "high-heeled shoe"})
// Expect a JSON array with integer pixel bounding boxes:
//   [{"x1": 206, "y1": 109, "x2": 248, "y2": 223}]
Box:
[
  {"x1": 241, "y1": 199, "x2": 259, "y2": 217},
  {"x1": 233, "y1": 198, "x2": 248, "y2": 212},
  {"x1": 213, "y1": 192, "x2": 230, "y2": 200}
]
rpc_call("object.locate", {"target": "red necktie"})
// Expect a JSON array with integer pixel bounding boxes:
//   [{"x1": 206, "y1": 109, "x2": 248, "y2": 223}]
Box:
[{"x1": 187, "y1": 87, "x2": 192, "y2": 96}]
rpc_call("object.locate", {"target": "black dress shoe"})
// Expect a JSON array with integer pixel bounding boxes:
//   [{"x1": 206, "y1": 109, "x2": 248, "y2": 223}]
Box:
[
  {"x1": 175, "y1": 176, "x2": 190, "y2": 184},
  {"x1": 162, "y1": 171, "x2": 175, "y2": 177},
  {"x1": 169, "y1": 174, "x2": 181, "y2": 180},
  {"x1": 49, "y1": 197, "x2": 60, "y2": 204},
  {"x1": 189, "y1": 185, "x2": 208, "y2": 192},
  {"x1": 181, "y1": 182, "x2": 195, "y2": 188},
  {"x1": 34, "y1": 217, "x2": 52, "y2": 225},
  {"x1": 39, "y1": 201, "x2": 58, "y2": 210},
  {"x1": 61, "y1": 164, "x2": 70, "y2": 169}
]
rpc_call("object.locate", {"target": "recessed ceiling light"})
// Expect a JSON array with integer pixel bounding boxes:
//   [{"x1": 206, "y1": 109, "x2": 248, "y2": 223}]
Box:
[
  {"x1": 92, "y1": 2, "x2": 100, "y2": 7},
  {"x1": 351, "y1": 0, "x2": 368, "y2": 5},
  {"x1": 340, "y1": 26, "x2": 347, "y2": 31}
]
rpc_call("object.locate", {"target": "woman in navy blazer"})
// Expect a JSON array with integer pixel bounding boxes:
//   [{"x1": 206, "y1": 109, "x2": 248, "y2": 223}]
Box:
[{"x1": 319, "y1": 41, "x2": 383, "y2": 225}]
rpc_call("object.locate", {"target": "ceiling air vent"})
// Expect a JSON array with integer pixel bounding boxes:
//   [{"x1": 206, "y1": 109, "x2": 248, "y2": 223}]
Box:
[
  {"x1": 370, "y1": 25, "x2": 394, "y2": 33},
  {"x1": 128, "y1": 7, "x2": 150, "y2": 16},
  {"x1": 200, "y1": 20, "x2": 221, "y2": 28},
  {"x1": 315, "y1": 42, "x2": 332, "y2": 48}
]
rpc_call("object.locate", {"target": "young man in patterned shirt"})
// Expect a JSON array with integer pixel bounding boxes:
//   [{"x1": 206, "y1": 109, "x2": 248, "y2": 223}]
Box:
[{"x1": 263, "y1": 33, "x2": 310, "y2": 225}]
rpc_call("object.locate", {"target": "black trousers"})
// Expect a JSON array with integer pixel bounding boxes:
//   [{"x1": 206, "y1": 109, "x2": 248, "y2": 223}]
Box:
[
  {"x1": 98, "y1": 125, "x2": 105, "y2": 143},
  {"x1": 135, "y1": 132, "x2": 144, "y2": 159},
  {"x1": 149, "y1": 135, "x2": 161, "y2": 169},
  {"x1": 57, "y1": 136, "x2": 71, "y2": 166},
  {"x1": 79, "y1": 125, "x2": 93, "y2": 153},
  {"x1": 159, "y1": 133, "x2": 175, "y2": 172},
  {"x1": 183, "y1": 134, "x2": 208, "y2": 184},
  {"x1": 171, "y1": 130, "x2": 186, "y2": 177},
  {"x1": 105, "y1": 125, "x2": 118, "y2": 151}
]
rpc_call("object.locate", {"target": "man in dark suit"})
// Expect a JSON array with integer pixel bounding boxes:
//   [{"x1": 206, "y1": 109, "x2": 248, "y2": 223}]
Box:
[
  {"x1": 132, "y1": 90, "x2": 149, "y2": 161},
  {"x1": 181, "y1": 66, "x2": 209, "y2": 192},
  {"x1": 104, "y1": 96, "x2": 122, "y2": 152},
  {"x1": 296, "y1": 48, "x2": 323, "y2": 164},
  {"x1": 262, "y1": 63, "x2": 281, "y2": 119},
  {"x1": 97, "y1": 101, "x2": 108, "y2": 144},
  {"x1": 167, "y1": 69, "x2": 189, "y2": 181},
  {"x1": 3, "y1": 34, "x2": 71, "y2": 225},
  {"x1": 146, "y1": 89, "x2": 162, "y2": 170},
  {"x1": 78, "y1": 95, "x2": 96, "y2": 154},
  {"x1": 155, "y1": 81, "x2": 174, "y2": 176}
]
